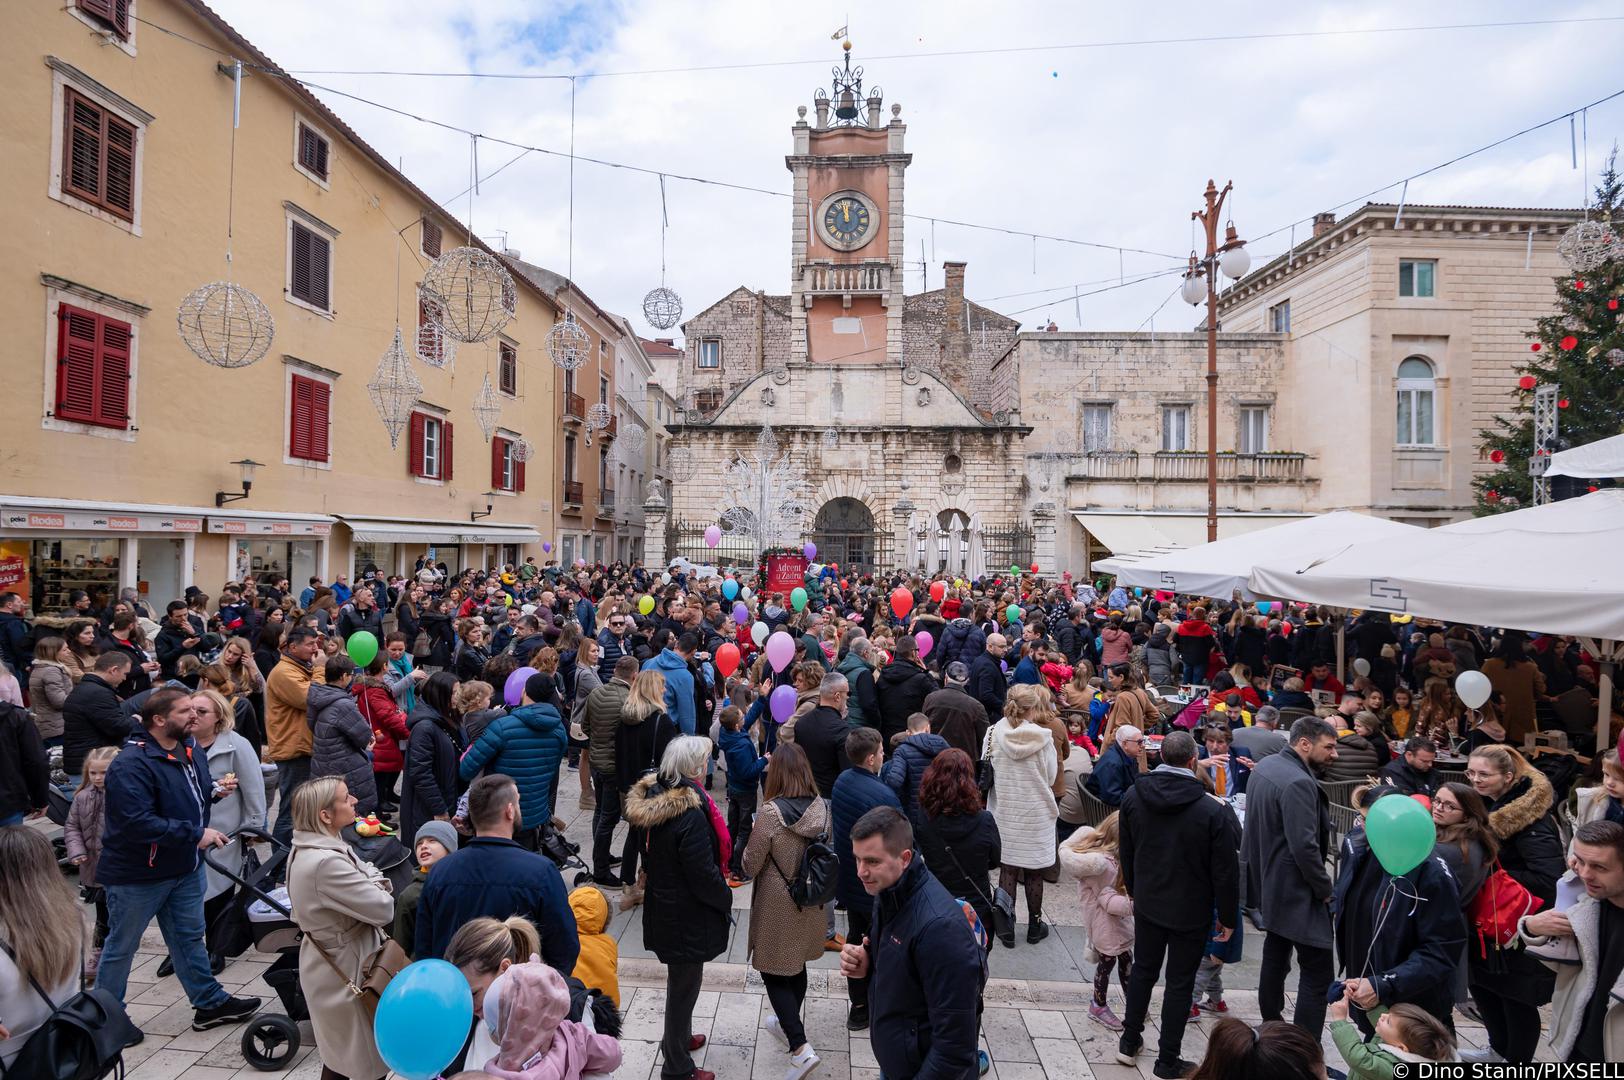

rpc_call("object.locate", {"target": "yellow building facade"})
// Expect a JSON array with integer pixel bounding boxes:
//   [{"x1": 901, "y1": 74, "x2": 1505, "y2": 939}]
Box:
[{"x1": 0, "y1": 0, "x2": 561, "y2": 614}]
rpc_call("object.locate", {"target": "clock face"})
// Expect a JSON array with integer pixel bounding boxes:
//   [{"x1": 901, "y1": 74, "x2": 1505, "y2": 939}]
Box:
[{"x1": 822, "y1": 195, "x2": 873, "y2": 248}]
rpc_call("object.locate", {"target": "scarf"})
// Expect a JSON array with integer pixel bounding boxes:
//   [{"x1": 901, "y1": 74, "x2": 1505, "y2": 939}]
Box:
[{"x1": 390, "y1": 656, "x2": 418, "y2": 713}]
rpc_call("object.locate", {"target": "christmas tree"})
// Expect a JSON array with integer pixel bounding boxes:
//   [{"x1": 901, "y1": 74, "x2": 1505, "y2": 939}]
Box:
[{"x1": 1474, "y1": 152, "x2": 1624, "y2": 513}]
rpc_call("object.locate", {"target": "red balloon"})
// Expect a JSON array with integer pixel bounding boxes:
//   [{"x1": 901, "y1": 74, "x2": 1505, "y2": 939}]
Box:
[
  {"x1": 1030, "y1": 563, "x2": 1039, "y2": 573},
  {"x1": 715, "y1": 643, "x2": 740, "y2": 678},
  {"x1": 1411, "y1": 794, "x2": 1432, "y2": 811},
  {"x1": 929, "y1": 580, "x2": 947, "y2": 603},
  {"x1": 890, "y1": 588, "x2": 914, "y2": 618}
]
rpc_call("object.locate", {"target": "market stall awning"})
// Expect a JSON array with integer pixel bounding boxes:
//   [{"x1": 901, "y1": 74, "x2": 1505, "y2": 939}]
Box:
[
  {"x1": 337, "y1": 516, "x2": 541, "y2": 545},
  {"x1": 1115, "y1": 511, "x2": 1421, "y2": 601},
  {"x1": 1091, "y1": 545, "x2": 1183, "y2": 579},
  {"x1": 1076, "y1": 511, "x2": 1312, "y2": 572},
  {"x1": 1546, "y1": 433, "x2": 1624, "y2": 479}
]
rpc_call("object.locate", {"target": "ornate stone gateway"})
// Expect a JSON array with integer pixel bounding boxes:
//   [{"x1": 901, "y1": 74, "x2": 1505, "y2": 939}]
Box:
[{"x1": 809, "y1": 498, "x2": 887, "y2": 573}]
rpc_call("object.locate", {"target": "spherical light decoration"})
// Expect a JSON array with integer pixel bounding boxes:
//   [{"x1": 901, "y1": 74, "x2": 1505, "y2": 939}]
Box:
[
  {"x1": 471, "y1": 374, "x2": 503, "y2": 442},
  {"x1": 619, "y1": 426, "x2": 646, "y2": 455},
  {"x1": 421, "y1": 246, "x2": 515, "y2": 344},
  {"x1": 586, "y1": 403, "x2": 612, "y2": 431},
  {"x1": 511, "y1": 437, "x2": 536, "y2": 462},
  {"x1": 1179, "y1": 271, "x2": 1207, "y2": 305},
  {"x1": 642, "y1": 286, "x2": 683, "y2": 330},
  {"x1": 366, "y1": 327, "x2": 423, "y2": 449},
  {"x1": 546, "y1": 318, "x2": 590, "y2": 371},
  {"x1": 667, "y1": 445, "x2": 695, "y2": 482},
  {"x1": 1556, "y1": 221, "x2": 1619, "y2": 273},
  {"x1": 177, "y1": 282, "x2": 274, "y2": 368}
]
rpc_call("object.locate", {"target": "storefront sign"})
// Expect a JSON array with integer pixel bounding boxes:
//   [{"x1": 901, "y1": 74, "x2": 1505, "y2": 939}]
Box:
[
  {"x1": 2, "y1": 509, "x2": 200, "y2": 532},
  {"x1": 207, "y1": 518, "x2": 331, "y2": 537}
]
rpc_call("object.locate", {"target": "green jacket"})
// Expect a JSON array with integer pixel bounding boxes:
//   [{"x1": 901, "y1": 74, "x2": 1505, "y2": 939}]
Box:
[
  {"x1": 1330, "y1": 1009, "x2": 1431, "y2": 1080},
  {"x1": 584, "y1": 676, "x2": 632, "y2": 774},
  {"x1": 393, "y1": 867, "x2": 430, "y2": 957}
]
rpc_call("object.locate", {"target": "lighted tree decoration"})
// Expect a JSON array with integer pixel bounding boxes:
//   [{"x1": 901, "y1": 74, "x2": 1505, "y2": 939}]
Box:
[
  {"x1": 716, "y1": 424, "x2": 813, "y2": 551},
  {"x1": 366, "y1": 328, "x2": 423, "y2": 448},
  {"x1": 1476, "y1": 152, "x2": 1624, "y2": 511}
]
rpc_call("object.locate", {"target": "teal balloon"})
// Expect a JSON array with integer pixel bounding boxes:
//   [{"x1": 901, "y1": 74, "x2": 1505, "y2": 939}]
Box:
[
  {"x1": 1364, "y1": 794, "x2": 1436, "y2": 877},
  {"x1": 374, "y1": 959, "x2": 474, "y2": 1080},
  {"x1": 721, "y1": 578, "x2": 739, "y2": 601},
  {"x1": 345, "y1": 630, "x2": 378, "y2": 668},
  {"x1": 1006, "y1": 604, "x2": 1021, "y2": 623},
  {"x1": 790, "y1": 587, "x2": 809, "y2": 612}
]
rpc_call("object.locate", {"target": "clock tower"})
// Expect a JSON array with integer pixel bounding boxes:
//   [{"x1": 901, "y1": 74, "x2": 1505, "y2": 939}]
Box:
[{"x1": 787, "y1": 43, "x2": 911, "y2": 366}]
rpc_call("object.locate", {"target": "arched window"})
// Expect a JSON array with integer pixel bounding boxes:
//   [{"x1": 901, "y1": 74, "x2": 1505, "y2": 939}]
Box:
[{"x1": 1395, "y1": 356, "x2": 1437, "y2": 446}]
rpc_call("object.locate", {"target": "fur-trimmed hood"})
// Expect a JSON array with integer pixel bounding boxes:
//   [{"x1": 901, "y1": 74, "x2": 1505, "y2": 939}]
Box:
[
  {"x1": 1487, "y1": 761, "x2": 1554, "y2": 839},
  {"x1": 622, "y1": 774, "x2": 702, "y2": 829}
]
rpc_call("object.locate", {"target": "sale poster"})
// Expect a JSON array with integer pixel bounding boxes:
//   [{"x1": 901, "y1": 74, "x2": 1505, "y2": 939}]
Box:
[{"x1": 0, "y1": 542, "x2": 29, "y2": 601}]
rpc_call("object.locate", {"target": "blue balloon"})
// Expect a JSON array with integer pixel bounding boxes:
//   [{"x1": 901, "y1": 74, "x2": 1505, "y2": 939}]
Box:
[
  {"x1": 374, "y1": 959, "x2": 474, "y2": 1080},
  {"x1": 721, "y1": 578, "x2": 739, "y2": 601}
]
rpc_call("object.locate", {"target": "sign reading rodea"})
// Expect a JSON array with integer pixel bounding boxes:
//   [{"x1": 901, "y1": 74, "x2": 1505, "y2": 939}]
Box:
[{"x1": 3, "y1": 510, "x2": 202, "y2": 532}]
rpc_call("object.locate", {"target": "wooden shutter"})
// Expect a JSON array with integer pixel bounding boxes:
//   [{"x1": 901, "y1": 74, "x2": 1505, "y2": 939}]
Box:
[
  {"x1": 408, "y1": 412, "x2": 426, "y2": 476},
  {"x1": 515, "y1": 455, "x2": 526, "y2": 494},
  {"x1": 442, "y1": 421, "x2": 454, "y2": 481},
  {"x1": 96, "y1": 317, "x2": 130, "y2": 427},
  {"x1": 298, "y1": 124, "x2": 329, "y2": 180},
  {"x1": 77, "y1": 0, "x2": 128, "y2": 36},
  {"x1": 309, "y1": 379, "x2": 330, "y2": 460},
  {"x1": 499, "y1": 342, "x2": 516, "y2": 395},
  {"x1": 421, "y1": 217, "x2": 442, "y2": 258},
  {"x1": 289, "y1": 375, "x2": 330, "y2": 462},
  {"x1": 103, "y1": 115, "x2": 135, "y2": 216},
  {"x1": 491, "y1": 437, "x2": 507, "y2": 489},
  {"x1": 290, "y1": 222, "x2": 331, "y2": 310},
  {"x1": 62, "y1": 90, "x2": 135, "y2": 220},
  {"x1": 55, "y1": 304, "x2": 129, "y2": 429}
]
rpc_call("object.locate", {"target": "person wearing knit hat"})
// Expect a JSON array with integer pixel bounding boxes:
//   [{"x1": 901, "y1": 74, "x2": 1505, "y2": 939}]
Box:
[
  {"x1": 478, "y1": 958, "x2": 622, "y2": 1080},
  {"x1": 392, "y1": 820, "x2": 458, "y2": 956}
]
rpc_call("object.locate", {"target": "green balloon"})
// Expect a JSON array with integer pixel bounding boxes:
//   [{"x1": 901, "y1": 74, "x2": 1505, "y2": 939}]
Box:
[
  {"x1": 1011, "y1": 565, "x2": 1021, "y2": 575},
  {"x1": 1364, "y1": 793, "x2": 1436, "y2": 876},
  {"x1": 1006, "y1": 604, "x2": 1021, "y2": 623},
  {"x1": 790, "y1": 587, "x2": 808, "y2": 612},
  {"x1": 346, "y1": 630, "x2": 379, "y2": 668}
]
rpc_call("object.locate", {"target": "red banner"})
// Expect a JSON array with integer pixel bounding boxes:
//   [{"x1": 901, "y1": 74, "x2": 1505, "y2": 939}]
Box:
[{"x1": 765, "y1": 554, "x2": 808, "y2": 596}]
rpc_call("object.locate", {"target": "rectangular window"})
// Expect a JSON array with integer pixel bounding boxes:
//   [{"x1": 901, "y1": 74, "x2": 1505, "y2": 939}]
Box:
[
  {"x1": 498, "y1": 341, "x2": 517, "y2": 395},
  {"x1": 599, "y1": 375, "x2": 609, "y2": 404},
  {"x1": 698, "y1": 339, "x2": 721, "y2": 369},
  {"x1": 289, "y1": 220, "x2": 332, "y2": 311},
  {"x1": 296, "y1": 122, "x2": 329, "y2": 181},
  {"x1": 421, "y1": 216, "x2": 441, "y2": 259},
  {"x1": 288, "y1": 374, "x2": 331, "y2": 462},
  {"x1": 695, "y1": 389, "x2": 722, "y2": 413},
  {"x1": 1268, "y1": 299, "x2": 1291, "y2": 333},
  {"x1": 564, "y1": 436, "x2": 577, "y2": 483},
  {"x1": 62, "y1": 88, "x2": 137, "y2": 221},
  {"x1": 54, "y1": 303, "x2": 130, "y2": 429},
  {"x1": 599, "y1": 450, "x2": 609, "y2": 490},
  {"x1": 1398, "y1": 259, "x2": 1436, "y2": 298},
  {"x1": 1396, "y1": 388, "x2": 1436, "y2": 445},
  {"x1": 1082, "y1": 404, "x2": 1112, "y2": 452},
  {"x1": 491, "y1": 436, "x2": 524, "y2": 492},
  {"x1": 1239, "y1": 406, "x2": 1270, "y2": 454},
  {"x1": 76, "y1": 0, "x2": 131, "y2": 38},
  {"x1": 409, "y1": 413, "x2": 452, "y2": 479},
  {"x1": 1160, "y1": 405, "x2": 1191, "y2": 452}
]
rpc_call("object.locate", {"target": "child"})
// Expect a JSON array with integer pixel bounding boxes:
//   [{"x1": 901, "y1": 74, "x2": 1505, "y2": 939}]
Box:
[
  {"x1": 1329, "y1": 992, "x2": 1456, "y2": 1077},
  {"x1": 1386, "y1": 687, "x2": 1414, "y2": 739},
  {"x1": 882, "y1": 712, "x2": 949, "y2": 827},
  {"x1": 1575, "y1": 749, "x2": 1624, "y2": 829},
  {"x1": 717, "y1": 705, "x2": 767, "y2": 886},
  {"x1": 394, "y1": 820, "x2": 456, "y2": 956},
  {"x1": 1039, "y1": 655, "x2": 1074, "y2": 695},
  {"x1": 567, "y1": 885, "x2": 620, "y2": 1007},
  {"x1": 65, "y1": 745, "x2": 118, "y2": 982},
  {"x1": 1059, "y1": 812, "x2": 1133, "y2": 1031},
  {"x1": 477, "y1": 957, "x2": 623, "y2": 1080},
  {"x1": 1191, "y1": 767, "x2": 1245, "y2": 1015},
  {"x1": 1063, "y1": 713, "x2": 1099, "y2": 759}
]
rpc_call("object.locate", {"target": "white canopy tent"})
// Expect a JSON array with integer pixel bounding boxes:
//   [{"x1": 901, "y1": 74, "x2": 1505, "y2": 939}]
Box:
[
  {"x1": 1546, "y1": 432, "x2": 1624, "y2": 479},
  {"x1": 1113, "y1": 511, "x2": 1422, "y2": 601},
  {"x1": 1249, "y1": 490, "x2": 1624, "y2": 748}
]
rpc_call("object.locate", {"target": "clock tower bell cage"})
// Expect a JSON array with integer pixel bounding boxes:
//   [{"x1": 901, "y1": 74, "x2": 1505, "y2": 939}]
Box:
[{"x1": 787, "y1": 41, "x2": 911, "y2": 367}]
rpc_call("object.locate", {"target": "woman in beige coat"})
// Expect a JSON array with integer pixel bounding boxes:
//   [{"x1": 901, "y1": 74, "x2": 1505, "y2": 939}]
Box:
[
  {"x1": 286, "y1": 777, "x2": 394, "y2": 1080},
  {"x1": 743, "y1": 742, "x2": 829, "y2": 1079},
  {"x1": 27, "y1": 637, "x2": 73, "y2": 743}
]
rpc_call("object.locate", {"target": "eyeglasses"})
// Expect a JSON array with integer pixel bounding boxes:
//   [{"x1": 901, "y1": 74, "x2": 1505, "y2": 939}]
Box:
[{"x1": 1463, "y1": 769, "x2": 1500, "y2": 781}]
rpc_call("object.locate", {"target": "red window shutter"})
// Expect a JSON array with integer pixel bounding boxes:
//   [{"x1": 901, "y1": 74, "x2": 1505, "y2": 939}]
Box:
[
  {"x1": 289, "y1": 375, "x2": 330, "y2": 462},
  {"x1": 55, "y1": 305, "x2": 99, "y2": 423},
  {"x1": 492, "y1": 437, "x2": 506, "y2": 489},
  {"x1": 309, "y1": 379, "x2": 330, "y2": 461},
  {"x1": 78, "y1": 0, "x2": 115, "y2": 19},
  {"x1": 96, "y1": 317, "x2": 130, "y2": 427},
  {"x1": 421, "y1": 218, "x2": 442, "y2": 258},
  {"x1": 442, "y1": 421, "x2": 454, "y2": 482},
  {"x1": 289, "y1": 376, "x2": 313, "y2": 459},
  {"x1": 103, "y1": 115, "x2": 135, "y2": 218},
  {"x1": 408, "y1": 412, "x2": 426, "y2": 476},
  {"x1": 64, "y1": 90, "x2": 103, "y2": 206},
  {"x1": 110, "y1": 0, "x2": 130, "y2": 36},
  {"x1": 515, "y1": 456, "x2": 526, "y2": 494}
]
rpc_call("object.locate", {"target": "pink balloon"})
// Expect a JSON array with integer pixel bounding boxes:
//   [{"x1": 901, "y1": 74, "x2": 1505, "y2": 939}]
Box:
[
  {"x1": 765, "y1": 630, "x2": 795, "y2": 673},
  {"x1": 704, "y1": 525, "x2": 722, "y2": 548},
  {"x1": 769, "y1": 683, "x2": 799, "y2": 723},
  {"x1": 915, "y1": 630, "x2": 934, "y2": 657}
]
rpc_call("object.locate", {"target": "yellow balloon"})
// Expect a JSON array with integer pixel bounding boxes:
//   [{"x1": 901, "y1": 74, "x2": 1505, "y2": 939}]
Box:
[{"x1": 637, "y1": 595, "x2": 655, "y2": 615}]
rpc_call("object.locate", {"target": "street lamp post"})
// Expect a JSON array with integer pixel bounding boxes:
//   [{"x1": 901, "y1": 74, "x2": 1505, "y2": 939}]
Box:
[{"x1": 1182, "y1": 180, "x2": 1250, "y2": 542}]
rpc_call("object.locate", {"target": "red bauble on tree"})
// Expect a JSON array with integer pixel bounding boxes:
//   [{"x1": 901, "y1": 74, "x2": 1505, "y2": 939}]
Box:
[
  {"x1": 1518, "y1": 375, "x2": 1537, "y2": 389},
  {"x1": 1610, "y1": 298, "x2": 1620, "y2": 311},
  {"x1": 1490, "y1": 449, "x2": 1505, "y2": 463},
  {"x1": 1560, "y1": 335, "x2": 1579, "y2": 350},
  {"x1": 1559, "y1": 399, "x2": 1570, "y2": 409},
  {"x1": 1575, "y1": 280, "x2": 1587, "y2": 290},
  {"x1": 1485, "y1": 490, "x2": 1501, "y2": 504},
  {"x1": 1530, "y1": 343, "x2": 1542, "y2": 352}
]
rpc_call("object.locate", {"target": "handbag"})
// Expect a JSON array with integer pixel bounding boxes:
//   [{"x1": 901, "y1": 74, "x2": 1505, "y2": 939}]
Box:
[
  {"x1": 0, "y1": 940, "x2": 140, "y2": 1080},
  {"x1": 975, "y1": 727, "x2": 996, "y2": 800},
  {"x1": 942, "y1": 843, "x2": 1016, "y2": 944},
  {"x1": 305, "y1": 930, "x2": 409, "y2": 1023}
]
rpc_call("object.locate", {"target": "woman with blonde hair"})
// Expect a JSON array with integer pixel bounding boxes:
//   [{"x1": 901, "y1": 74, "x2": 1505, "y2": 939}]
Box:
[
  {"x1": 189, "y1": 688, "x2": 266, "y2": 972},
  {"x1": 0, "y1": 827, "x2": 84, "y2": 1067},
  {"x1": 446, "y1": 915, "x2": 545, "y2": 1069},
  {"x1": 286, "y1": 778, "x2": 395, "y2": 1080},
  {"x1": 985, "y1": 683, "x2": 1059, "y2": 947},
  {"x1": 218, "y1": 634, "x2": 265, "y2": 752},
  {"x1": 615, "y1": 669, "x2": 677, "y2": 896}
]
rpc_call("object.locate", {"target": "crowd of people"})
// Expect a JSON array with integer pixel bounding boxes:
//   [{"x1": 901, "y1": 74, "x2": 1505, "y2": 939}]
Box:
[{"x1": 0, "y1": 557, "x2": 1621, "y2": 1079}]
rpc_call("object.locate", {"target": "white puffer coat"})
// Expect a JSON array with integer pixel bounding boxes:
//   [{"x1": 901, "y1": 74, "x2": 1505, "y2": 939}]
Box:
[{"x1": 985, "y1": 718, "x2": 1058, "y2": 869}]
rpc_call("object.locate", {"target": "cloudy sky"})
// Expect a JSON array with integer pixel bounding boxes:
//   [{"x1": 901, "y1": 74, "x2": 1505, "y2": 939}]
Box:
[{"x1": 208, "y1": 0, "x2": 1624, "y2": 336}]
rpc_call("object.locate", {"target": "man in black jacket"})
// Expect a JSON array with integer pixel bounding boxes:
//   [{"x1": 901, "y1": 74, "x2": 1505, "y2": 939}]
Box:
[
  {"x1": 1116, "y1": 730, "x2": 1241, "y2": 1079},
  {"x1": 966, "y1": 634, "x2": 1009, "y2": 722},
  {"x1": 154, "y1": 600, "x2": 204, "y2": 680},
  {"x1": 0, "y1": 592, "x2": 33, "y2": 677},
  {"x1": 1055, "y1": 607, "x2": 1086, "y2": 667},
  {"x1": 1376, "y1": 737, "x2": 1439, "y2": 798},
  {"x1": 63, "y1": 651, "x2": 135, "y2": 783},
  {"x1": 873, "y1": 636, "x2": 937, "y2": 744},
  {"x1": 792, "y1": 672, "x2": 853, "y2": 798},
  {"x1": 839, "y1": 806, "x2": 981, "y2": 1080},
  {"x1": 335, "y1": 587, "x2": 385, "y2": 643},
  {"x1": 0, "y1": 701, "x2": 48, "y2": 827}
]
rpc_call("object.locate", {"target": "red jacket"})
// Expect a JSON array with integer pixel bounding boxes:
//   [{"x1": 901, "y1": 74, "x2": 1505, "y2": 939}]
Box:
[{"x1": 352, "y1": 678, "x2": 409, "y2": 772}]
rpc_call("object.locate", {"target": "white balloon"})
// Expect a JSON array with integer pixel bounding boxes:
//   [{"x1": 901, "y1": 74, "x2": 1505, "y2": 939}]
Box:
[
  {"x1": 1352, "y1": 657, "x2": 1371, "y2": 677},
  {"x1": 661, "y1": 573, "x2": 672, "y2": 585},
  {"x1": 751, "y1": 621, "x2": 770, "y2": 646},
  {"x1": 741, "y1": 587, "x2": 754, "y2": 601},
  {"x1": 1455, "y1": 669, "x2": 1492, "y2": 710}
]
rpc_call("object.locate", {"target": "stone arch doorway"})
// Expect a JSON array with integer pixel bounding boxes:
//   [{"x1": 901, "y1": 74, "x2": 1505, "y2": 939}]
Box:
[
  {"x1": 809, "y1": 497, "x2": 884, "y2": 572},
  {"x1": 934, "y1": 508, "x2": 971, "y2": 575}
]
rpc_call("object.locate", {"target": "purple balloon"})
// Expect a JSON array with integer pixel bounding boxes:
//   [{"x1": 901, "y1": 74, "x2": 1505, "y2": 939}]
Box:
[
  {"x1": 769, "y1": 684, "x2": 799, "y2": 723},
  {"x1": 803, "y1": 542, "x2": 817, "y2": 561},
  {"x1": 542, "y1": 542, "x2": 552, "y2": 553},
  {"x1": 732, "y1": 601, "x2": 749, "y2": 625},
  {"x1": 504, "y1": 666, "x2": 539, "y2": 708},
  {"x1": 765, "y1": 630, "x2": 796, "y2": 673}
]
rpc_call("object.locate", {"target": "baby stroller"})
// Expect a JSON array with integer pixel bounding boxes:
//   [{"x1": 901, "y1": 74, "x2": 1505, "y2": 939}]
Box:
[{"x1": 203, "y1": 827, "x2": 305, "y2": 1071}]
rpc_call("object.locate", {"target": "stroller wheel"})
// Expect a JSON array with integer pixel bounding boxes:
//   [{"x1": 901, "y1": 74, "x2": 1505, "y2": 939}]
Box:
[{"x1": 241, "y1": 1014, "x2": 300, "y2": 1071}]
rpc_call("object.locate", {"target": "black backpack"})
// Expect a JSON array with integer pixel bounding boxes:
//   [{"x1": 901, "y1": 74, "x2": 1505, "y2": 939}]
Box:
[
  {"x1": 771, "y1": 798, "x2": 838, "y2": 909},
  {"x1": 0, "y1": 941, "x2": 140, "y2": 1080}
]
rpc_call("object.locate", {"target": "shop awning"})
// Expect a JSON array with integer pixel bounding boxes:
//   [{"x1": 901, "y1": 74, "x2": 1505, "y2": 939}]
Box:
[
  {"x1": 337, "y1": 516, "x2": 541, "y2": 545},
  {"x1": 1, "y1": 495, "x2": 334, "y2": 535}
]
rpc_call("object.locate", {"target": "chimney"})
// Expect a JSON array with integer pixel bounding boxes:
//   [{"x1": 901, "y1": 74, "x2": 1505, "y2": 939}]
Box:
[
  {"x1": 941, "y1": 262, "x2": 971, "y2": 389},
  {"x1": 1311, "y1": 212, "x2": 1336, "y2": 238}
]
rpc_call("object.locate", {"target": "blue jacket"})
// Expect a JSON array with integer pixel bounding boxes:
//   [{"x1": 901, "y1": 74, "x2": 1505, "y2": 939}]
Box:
[
  {"x1": 718, "y1": 727, "x2": 767, "y2": 797},
  {"x1": 98, "y1": 731, "x2": 214, "y2": 886},
  {"x1": 596, "y1": 627, "x2": 629, "y2": 683},
  {"x1": 1010, "y1": 656, "x2": 1041, "y2": 686},
  {"x1": 881, "y1": 732, "x2": 950, "y2": 827},
  {"x1": 830, "y1": 766, "x2": 902, "y2": 913},
  {"x1": 459, "y1": 702, "x2": 568, "y2": 827},
  {"x1": 414, "y1": 836, "x2": 580, "y2": 972},
  {"x1": 1084, "y1": 743, "x2": 1139, "y2": 807},
  {"x1": 866, "y1": 857, "x2": 983, "y2": 1080},
  {"x1": 573, "y1": 597, "x2": 597, "y2": 638},
  {"x1": 643, "y1": 649, "x2": 697, "y2": 735},
  {"x1": 936, "y1": 619, "x2": 986, "y2": 672}
]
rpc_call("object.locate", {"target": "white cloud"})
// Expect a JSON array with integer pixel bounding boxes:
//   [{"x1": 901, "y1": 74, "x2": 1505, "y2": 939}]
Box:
[{"x1": 208, "y1": 0, "x2": 1624, "y2": 335}]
